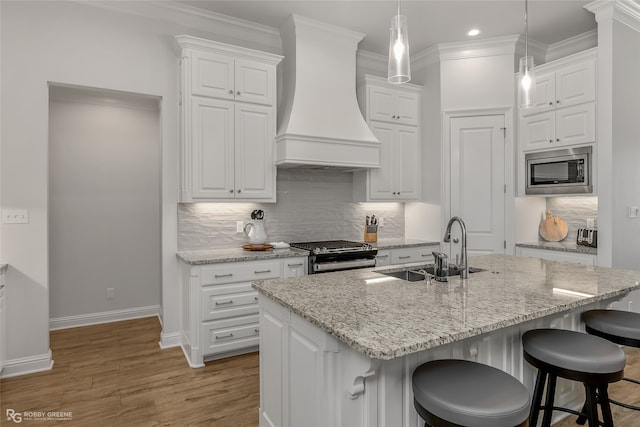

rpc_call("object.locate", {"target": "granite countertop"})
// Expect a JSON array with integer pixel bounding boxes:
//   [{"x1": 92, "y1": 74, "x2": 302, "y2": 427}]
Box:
[
  {"x1": 253, "y1": 254, "x2": 640, "y2": 360},
  {"x1": 517, "y1": 241, "x2": 597, "y2": 255},
  {"x1": 177, "y1": 247, "x2": 310, "y2": 265},
  {"x1": 373, "y1": 238, "x2": 440, "y2": 250}
]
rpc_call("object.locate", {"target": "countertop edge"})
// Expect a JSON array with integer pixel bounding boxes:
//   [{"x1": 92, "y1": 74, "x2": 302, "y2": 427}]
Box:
[
  {"x1": 177, "y1": 248, "x2": 309, "y2": 264},
  {"x1": 516, "y1": 242, "x2": 597, "y2": 255},
  {"x1": 0, "y1": 264, "x2": 6, "y2": 273}
]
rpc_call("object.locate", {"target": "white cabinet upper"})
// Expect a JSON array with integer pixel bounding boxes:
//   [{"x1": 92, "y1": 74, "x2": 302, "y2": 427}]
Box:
[
  {"x1": 175, "y1": 35, "x2": 283, "y2": 202},
  {"x1": 355, "y1": 75, "x2": 422, "y2": 202},
  {"x1": 367, "y1": 85, "x2": 420, "y2": 126},
  {"x1": 519, "y1": 49, "x2": 596, "y2": 152}
]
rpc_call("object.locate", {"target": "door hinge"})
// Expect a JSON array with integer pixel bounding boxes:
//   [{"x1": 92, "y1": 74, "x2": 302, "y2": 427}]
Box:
[
  {"x1": 504, "y1": 184, "x2": 507, "y2": 194},
  {"x1": 500, "y1": 127, "x2": 506, "y2": 137},
  {"x1": 504, "y1": 240, "x2": 507, "y2": 249}
]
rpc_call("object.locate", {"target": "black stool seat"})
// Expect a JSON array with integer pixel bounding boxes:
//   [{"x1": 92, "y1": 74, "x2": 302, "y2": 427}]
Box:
[
  {"x1": 412, "y1": 359, "x2": 530, "y2": 427},
  {"x1": 582, "y1": 309, "x2": 640, "y2": 347},
  {"x1": 523, "y1": 329, "x2": 626, "y2": 427}
]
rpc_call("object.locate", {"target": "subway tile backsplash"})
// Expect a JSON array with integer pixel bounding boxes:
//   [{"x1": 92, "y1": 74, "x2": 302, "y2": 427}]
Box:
[
  {"x1": 178, "y1": 169, "x2": 405, "y2": 251},
  {"x1": 545, "y1": 196, "x2": 598, "y2": 243}
]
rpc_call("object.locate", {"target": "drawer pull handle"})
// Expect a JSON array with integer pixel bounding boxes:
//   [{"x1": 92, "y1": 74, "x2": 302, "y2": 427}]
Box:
[
  {"x1": 421, "y1": 254, "x2": 430, "y2": 257},
  {"x1": 254, "y1": 269, "x2": 272, "y2": 274},
  {"x1": 215, "y1": 300, "x2": 234, "y2": 306},
  {"x1": 214, "y1": 273, "x2": 233, "y2": 278},
  {"x1": 215, "y1": 333, "x2": 234, "y2": 340},
  {"x1": 287, "y1": 263, "x2": 303, "y2": 267},
  {"x1": 398, "y1": 256, "x2": 411, "y2": 259},
  {"x1": 377, "y1": 254, "x2": 389, "y2": 258},
  {"x1": 254, "y1": 296, "x2": 258, "y2": 301},
  {"x1": 254, "y1": 328, "x2": 260, "y2": 334}
]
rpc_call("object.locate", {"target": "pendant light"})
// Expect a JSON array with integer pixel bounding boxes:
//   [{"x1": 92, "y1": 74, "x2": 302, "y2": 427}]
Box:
[
  {"x1": 388, "y1": 0, "x2": 411, "y2": 84},
  {"x1": 519, "y1": 0, "x2": 536, "y2": 108}
]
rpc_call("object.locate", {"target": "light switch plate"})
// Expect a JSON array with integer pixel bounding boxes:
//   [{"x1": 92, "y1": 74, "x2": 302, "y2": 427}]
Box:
[
  {"x1": 3, "y1": 209, "x2": 29, "y2": 224},
  {"x1": 629, "y1": 207, "x2": 639, "y2": 218},
  {"x1": 236, "y1": 221, "x2": 244, "y2": 233}
]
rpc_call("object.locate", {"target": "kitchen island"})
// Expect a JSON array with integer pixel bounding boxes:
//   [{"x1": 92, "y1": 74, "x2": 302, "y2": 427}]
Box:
[{"x1": 252, "y1": 254, "x2": 640, "y2": 427}]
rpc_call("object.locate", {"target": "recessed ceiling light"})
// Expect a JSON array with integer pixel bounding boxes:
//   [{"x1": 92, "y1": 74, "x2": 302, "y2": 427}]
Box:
[{"x1": 467, "y1": 28, "x2": 480, "y2": 37}]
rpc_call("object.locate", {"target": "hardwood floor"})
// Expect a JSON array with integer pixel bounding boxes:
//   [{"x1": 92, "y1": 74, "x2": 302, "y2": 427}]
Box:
[
  {"x1": 1, "y1": 317, "x2": 639, "y2": 426},
  {"x1": 1, "y1": 317, "x2": 259, "y2": 426}
]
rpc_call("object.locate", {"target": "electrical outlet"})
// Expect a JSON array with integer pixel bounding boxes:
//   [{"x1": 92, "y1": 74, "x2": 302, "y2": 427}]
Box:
[
  {"x1": 629, "y1": 207, "x2": 640, "y2": 218},
  {"x1": 236, "y1": 221, "x2": 244, "y2": 233},
  {"x1": 107, "y1": 288, "x2": 114, "y2": 299},
  {"x1": 586, "y1": 218, "x2": 595, "y2": 228},
  {"x1": 378, "y1": 217, "x2": 384, "y2": 227},
  {"x1": 2, "y1": 209, "x2": 29, "y2": 224}
]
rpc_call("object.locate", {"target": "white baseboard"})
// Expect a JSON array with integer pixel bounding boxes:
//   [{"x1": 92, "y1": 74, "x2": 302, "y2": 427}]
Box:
[
  {"x1": 49, "y1": 305, "x2": 161, "y2": 330},
  {"x1": 1, "y1": 350, "x2": 54, "y2": 379},
  {"x1": 159, "y1": 331, "x2": 181, "y2": 349}
]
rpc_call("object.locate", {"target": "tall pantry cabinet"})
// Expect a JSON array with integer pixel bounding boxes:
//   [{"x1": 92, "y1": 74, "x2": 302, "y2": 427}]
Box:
[{"x1": 175, "y1": 36, "x2": 283, "y2": 202}]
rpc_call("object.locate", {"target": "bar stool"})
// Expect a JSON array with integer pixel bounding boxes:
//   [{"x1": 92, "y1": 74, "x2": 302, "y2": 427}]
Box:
[
  {"x1": 522, "y1": 329, "x2": 626, "y2": 427},
  {"x1": 581, "y1": 309, "x2": 640, "y2": 413},
  {"x1": 411, "y1": 359, "x2": 530, "y2": 427}
]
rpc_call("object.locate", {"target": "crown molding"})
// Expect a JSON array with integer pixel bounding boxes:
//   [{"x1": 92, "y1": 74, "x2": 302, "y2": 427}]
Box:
[
  {"x1": 545, "y1": 29, "x2": 598, "y2": 63},
  {"x1": 438, "y1": 35, "x2": 537, "y2": 61},
  {"x1": 586, "y1": 0, "x2": 640, "y2": 32},
  {"x1": 77, "y1": 0, "x2": 282, "y2": 54}
]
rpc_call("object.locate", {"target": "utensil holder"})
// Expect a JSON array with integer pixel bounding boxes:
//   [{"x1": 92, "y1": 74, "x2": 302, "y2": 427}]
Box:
[{"x1": 364, "y1": 225, "x2": 378, "y2": 243}]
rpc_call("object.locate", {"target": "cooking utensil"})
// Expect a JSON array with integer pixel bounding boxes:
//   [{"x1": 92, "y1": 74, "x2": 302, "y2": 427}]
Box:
[{"x1": 539, "y1": 210, "x2": 568, "y2": 242}]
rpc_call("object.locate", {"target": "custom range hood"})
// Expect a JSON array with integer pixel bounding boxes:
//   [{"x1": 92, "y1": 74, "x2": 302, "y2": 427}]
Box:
[{"x1": 275, "y1": 15, "x2": 380, "y2": 169}]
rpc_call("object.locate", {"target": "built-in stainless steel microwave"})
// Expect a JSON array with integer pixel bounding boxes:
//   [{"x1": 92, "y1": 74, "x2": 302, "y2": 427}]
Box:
[{"x1": 525, "y1": 146, "x2": 592, "y2": 195}]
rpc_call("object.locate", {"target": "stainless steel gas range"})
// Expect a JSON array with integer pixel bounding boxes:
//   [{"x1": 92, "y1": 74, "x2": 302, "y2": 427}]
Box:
[{"x1": 289, "y1": 240, "x2": 377, "y2": 274}]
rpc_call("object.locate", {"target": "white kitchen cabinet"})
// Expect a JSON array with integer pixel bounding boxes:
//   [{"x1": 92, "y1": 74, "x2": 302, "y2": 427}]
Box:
[
  {"x1": 519, "y1": 49, "x2": 596, "y2": 152},
  {"x1": 189, "y1": 50, "x2": 276, "y2": 106},
  {"x1": 175, "y1": 35, "x2": 282, "y2": 202},
  {"x1": 0, "y1": 267, "x2": 6, "y2": 375},
  {"x1": 516, "y1": 246, "x2": 596, "y2": 266},
  {"x1": 520, "y1": 103, "x2": 595, "y2": 151},
  {"x1": 180, "y1": 256, "x2": 307, "y2": 367},
  {"x1": 190, "y1": 97, "x2": 275, "y2": 200},
  {"x1": 376, "y1": 245, "x2": 438, "y2": 266},
  {"x1": 521, "y1": 55, "x2": 595, "y2": 117},
  {"x1": 367, "y1": 84, "x2": 419, "y2": 126},
  {"x1": 355, "y1": 75, "x2": 422, "y2": 202}
]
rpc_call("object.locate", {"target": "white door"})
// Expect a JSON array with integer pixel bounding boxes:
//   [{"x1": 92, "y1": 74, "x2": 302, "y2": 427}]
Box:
[{"x1": 450, "y1": 115, "x2": 505, "y2": 257}]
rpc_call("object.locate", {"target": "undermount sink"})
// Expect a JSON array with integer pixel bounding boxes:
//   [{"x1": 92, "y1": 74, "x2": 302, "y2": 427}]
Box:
[{"x1": 380, "y1": 265, "x2": 485, "y2": 282}]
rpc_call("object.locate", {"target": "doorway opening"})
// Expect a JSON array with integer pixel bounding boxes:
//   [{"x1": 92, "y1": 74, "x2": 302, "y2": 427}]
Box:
[{"x1": 48, "y1": 84, "x2": 162, "y2": 330}]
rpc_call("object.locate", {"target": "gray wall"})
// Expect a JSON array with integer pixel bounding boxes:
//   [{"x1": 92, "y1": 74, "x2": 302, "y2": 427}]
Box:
[
  {"x1": 178, "y1": 169, "x2": 405, "y2": 251},
  {"x1": 49, "y1": 86, "x2": 161, "y2": 320}
]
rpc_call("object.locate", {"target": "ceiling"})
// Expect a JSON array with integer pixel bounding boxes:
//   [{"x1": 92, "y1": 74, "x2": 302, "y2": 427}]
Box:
[{"x1": 177, "y1": 0, "x2": 598, "y2": 55}]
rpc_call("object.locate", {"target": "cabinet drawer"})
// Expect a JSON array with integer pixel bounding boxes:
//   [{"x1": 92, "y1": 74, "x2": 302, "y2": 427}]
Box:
[
  {"x1": 201, "y1": 315, "x2": 260, "y2": 356},
  {"x1": 201, "y1": 260, "x2": 281, "y2": 285},
  {"x1": 202, "y1": 288, "x2": 258, "y2": 321},
  {"x1": 391, "y1": 247, "x2": 434, "y2": 264}
]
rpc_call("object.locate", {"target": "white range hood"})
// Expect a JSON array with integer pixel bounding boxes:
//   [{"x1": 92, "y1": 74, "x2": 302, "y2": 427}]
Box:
[{"x1": 275, "y1": 15, "x2": 380, "y2": 170}]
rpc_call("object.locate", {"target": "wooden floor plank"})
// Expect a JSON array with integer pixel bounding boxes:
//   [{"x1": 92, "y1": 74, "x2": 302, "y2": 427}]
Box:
[{"x1": 1, "y1": 317, "x2": 638, "y2": 426}]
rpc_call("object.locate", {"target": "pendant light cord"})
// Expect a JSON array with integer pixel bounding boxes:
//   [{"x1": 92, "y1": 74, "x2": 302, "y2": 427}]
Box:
[{"x1": 524, "y1": 0, "x2": 529, "y2": 59}]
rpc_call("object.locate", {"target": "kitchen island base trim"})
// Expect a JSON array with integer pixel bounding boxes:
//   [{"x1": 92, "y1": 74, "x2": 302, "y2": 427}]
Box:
[{"x1": 257, "y1": 295, "x2": 617, "y2": 427}]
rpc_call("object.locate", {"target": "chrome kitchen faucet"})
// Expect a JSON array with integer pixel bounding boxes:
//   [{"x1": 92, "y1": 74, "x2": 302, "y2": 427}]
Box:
[{"x1": 443, "y1": 217, "x2": 469, "y2": 279}]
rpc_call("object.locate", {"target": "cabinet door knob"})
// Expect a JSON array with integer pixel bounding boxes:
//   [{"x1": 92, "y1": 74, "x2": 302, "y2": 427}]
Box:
[
  {"x1": 229, "y1": 189, "x2": 234, "y2": 193},
  {"x1": 556, "y1": 138, "x2": 560, "y2": 142},
  {"x1": 549, "y1": 140, "x2": 554, "y2": 143},
  {"x1": 556, "y1": 100, "x2": 560, "y2": 104},
  {"x1": 237, "y1": 189, "x2": 241, "y2": 193},
  {"x1": 228, "y1": 89, "x2": 234, "y2": 94},
  {"x1": 549, "y1": 102, "x2": 554, "y2": 106},
  {"x1": 236, "y1": 91, "x2": 241, "y2": 95}
]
